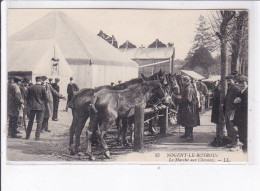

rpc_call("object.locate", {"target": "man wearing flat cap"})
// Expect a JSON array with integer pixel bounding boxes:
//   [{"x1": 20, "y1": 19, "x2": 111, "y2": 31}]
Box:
[
  {"x1": 52, "y1": 78, "x2": 61, "y2": 121},
  {"x1": 8, "y1": 76, "x2": 24, "y2": 138},
  {"x1": 233, "y1": 75, "x2": 248, "y2": 151},
  {"x1": 26, "y1": 76, "x2": 48, "y2": 140},
  {"x1": 48, "y1": 78, "x2": 53, "y2": 85},
  {"x1": 223, "y1": 72, "x2": 240, "y2": 147},
  {"x1": 64, "y1": 77, "x2": 79, "y2": 112}
]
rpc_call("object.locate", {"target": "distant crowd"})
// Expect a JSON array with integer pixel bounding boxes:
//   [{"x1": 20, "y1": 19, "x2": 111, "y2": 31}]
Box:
[{"x1": 8, "y1": 76, "x2": 79, "y2": 140}]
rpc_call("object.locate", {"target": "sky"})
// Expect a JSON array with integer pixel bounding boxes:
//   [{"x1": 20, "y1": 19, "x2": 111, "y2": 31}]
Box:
[{"x1": 8, "y1": 9, "x2": 209, "y2": 60}]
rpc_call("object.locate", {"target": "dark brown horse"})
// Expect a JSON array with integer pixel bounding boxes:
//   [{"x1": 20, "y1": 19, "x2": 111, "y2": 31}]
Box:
[{"x1": 85, "y1": 80, "x2": 169, "y2": 160}]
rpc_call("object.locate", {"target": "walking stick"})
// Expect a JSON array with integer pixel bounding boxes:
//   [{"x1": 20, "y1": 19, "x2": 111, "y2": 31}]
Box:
[{"x1": 22, "y1": 106, "x2": 27, "y2": 132}]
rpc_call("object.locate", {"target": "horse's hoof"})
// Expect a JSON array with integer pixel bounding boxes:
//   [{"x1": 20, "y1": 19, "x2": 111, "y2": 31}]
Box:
[
  {"x1": 90, "y1": 155, "x2": 96, "y2": 161},
  {"x1": 104, "y1": 150, "x2": 111, "y2": 159},
  {"x1": 77, "y1": 152, "x2": 85, "y2": 157}
]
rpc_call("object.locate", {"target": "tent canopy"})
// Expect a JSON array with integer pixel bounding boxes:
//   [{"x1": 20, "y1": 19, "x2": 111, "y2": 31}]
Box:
[
  {"x1": 202, "y1": 75, "x2": 221, "y2": 82},
  {"x1": 9, "y1": 11, "x2": 138, "y2": 68},
  {"x1": 180, "y1": 70, "x2": 205, "y2": 80}
]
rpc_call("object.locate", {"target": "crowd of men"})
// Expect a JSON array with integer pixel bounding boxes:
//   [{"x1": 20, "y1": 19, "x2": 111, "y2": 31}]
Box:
[
  {"x1": 7, "y1": 76, "x2": 79, "y2": 140},
  {"x1": 211, "y1": 71, "x2": 248, "y2": 152}
]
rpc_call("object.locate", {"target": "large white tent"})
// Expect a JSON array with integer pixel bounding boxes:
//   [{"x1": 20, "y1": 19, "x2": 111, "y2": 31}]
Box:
[{"x1": 8, "y1": 11, "x2": 138, "y2": 91}]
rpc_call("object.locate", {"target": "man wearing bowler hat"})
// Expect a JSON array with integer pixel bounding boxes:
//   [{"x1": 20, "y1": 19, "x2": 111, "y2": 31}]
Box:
[
  {"x1": 52, "y1": 78, "x2": 61, "y2": 121},
  {"x1": 26, "y1": 76, "x2": 48, "y2": 140}
]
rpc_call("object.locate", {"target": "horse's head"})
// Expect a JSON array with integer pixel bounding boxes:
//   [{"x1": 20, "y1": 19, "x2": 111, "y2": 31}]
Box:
[
  {"x1": 166, "y1": 73, "x2": 180, "y2": 95},
  {"x1": 146, "y1": 80, "x2": 172, "y2": 105}
]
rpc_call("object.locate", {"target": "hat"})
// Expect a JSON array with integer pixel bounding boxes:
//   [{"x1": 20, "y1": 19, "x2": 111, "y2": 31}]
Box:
[
  {"x1": 35, "y1": 76, "x2": 42, "y2": 81},
  {"x1": 70, "y1": 77, "x2": 73, "y2": 81},
  {"x1": 14, "y1": 76, "x2": 23, "y2": 82},
  {"x1": 55, "y1": 78, "x2": 60, "y2": 82},
  {"x1": 48, "y1": 78, "x2": 53, "y2": 81},
  {"x1": 41, "y1": 76, "x2": 47, "y2": 81},
  {"x1": 236, "y1": 75, "x2": 248, "y2": 83}
]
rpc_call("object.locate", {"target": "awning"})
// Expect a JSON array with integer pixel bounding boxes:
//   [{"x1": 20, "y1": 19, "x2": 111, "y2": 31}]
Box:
[{"x1": 180, "y1": 70, "x2": 205, "y2": 80}]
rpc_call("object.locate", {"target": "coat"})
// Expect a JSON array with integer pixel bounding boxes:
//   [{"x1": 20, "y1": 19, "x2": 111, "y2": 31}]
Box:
[
  {"x1": 233, "y1": 88, "x2": 248, "y2": 128},
  {"x1": 51, "y1": 83, "x2": 60, "y2": 102},
  {"x1": 44, "y1": 83, "x2": 63, "y2": 118},
  {"x1": 8, "y1": 82, "x2": 23, "y2": 116},
  {"x1": 223, "y1": 84, "x2": 240, "y2": 114},
  {"x1": 27, "y1": 83, "x2": 48, "y2": 110},
  {"x1": 177, "y1": 83, "x2": 200, "y2": 127},
  {"x1": 211, "y1": 87, "x2": 220, "y2": 124}
]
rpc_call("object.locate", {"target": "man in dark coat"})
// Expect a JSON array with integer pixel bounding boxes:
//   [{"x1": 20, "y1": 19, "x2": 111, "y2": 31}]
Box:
[
  {"x1": 52, "y1": 78, "x2": 61, "y2": 121},
  {"x1": 223, "y1": 74, "x2": 240, "y2": 146},
  {"x1": 64, "y1": 77, "x2": 79, "y2": 111},
  {"x1": 26, "y1": 76, "x2": 48, "y2": 140},
  {"x1": 178, "y1": 75, "x2": 200, "y2": 142},
  {"x1": 8, "y1": 77, "x2": 24, "y2": 138},
  {"x1": 233, "y1": 75, "x2": 248, "y2": 151}
]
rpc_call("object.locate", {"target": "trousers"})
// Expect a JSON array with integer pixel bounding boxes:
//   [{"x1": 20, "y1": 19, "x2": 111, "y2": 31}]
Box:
[
  {"x1": 225, "y1": 110, "x2": 238, "y2": 138},
  {"x1": 8, "y1": 115, "x2": 18, "y2": 136},
  {"x1": 42, "y1": 117, "x2": 49, "y2": 130},
  {"x1": 52, "y1": 99, "x2": 59, "y2": 120},
  {"x1": 26, "y1": 110, "x2": 44, "y2": 139}
]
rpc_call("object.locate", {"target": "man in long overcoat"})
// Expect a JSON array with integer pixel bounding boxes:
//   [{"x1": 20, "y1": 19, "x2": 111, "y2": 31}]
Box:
[
  {"x1": 42, "y1": 76, "x2": 65, "y2": 132},
  {"x1": 211, "y1": 83, "x2": 220, "y2": 125},
  {"x1": 233, "y1": 75, "x2": 248, "y2": 151},
  {"x1": 8, "y1": 77, "x2": 24, "y2": 138},
  {"x1": 178, "y1": 75, "x2": 200, "y2": 142},
  {"x1": 26, "y1": 76, "x2": 47, "y2": 140}
]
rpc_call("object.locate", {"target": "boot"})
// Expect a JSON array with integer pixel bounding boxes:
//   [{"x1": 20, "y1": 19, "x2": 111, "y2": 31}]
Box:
[
  {"x1": 180, "y1": 127, "x2": 188, "y2": 139},
  {"x1": 183, "y1": 127, "x2": 193, "y2": 142}
]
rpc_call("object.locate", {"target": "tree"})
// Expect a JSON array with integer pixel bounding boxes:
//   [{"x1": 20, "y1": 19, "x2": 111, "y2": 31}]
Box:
[
  {"x1": 183, "y1": 46, "x2": 216, "y2": 78},
  {"x1": 215, "y1": 10, "x2": 236, "y2": 139},
  {"x1": 192, "y1": 15, "x2": 217, "y2": 53},
  {"x1": 230, "y1": 11, "x2": 248, "y2": 73}
]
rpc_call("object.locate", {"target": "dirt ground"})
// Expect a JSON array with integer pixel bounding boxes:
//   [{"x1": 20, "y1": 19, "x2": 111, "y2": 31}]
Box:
[{"x1": 6, "y1": 100, "x2": 246, "y2": 162}]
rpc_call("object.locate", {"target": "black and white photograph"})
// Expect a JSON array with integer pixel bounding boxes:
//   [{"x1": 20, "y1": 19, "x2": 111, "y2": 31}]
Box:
[{"x1": 3, "y1": 7, "x2": 250, "y2": 163}]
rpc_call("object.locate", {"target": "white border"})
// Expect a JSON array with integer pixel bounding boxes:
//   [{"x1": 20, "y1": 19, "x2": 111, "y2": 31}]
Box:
[{"x1": 2, "y1": 1, "x2": 260, "y2": 190}]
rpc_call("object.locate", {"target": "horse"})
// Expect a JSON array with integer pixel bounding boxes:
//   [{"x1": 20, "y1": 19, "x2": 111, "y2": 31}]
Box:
[
  {"x1": 69, "y1": 70, "x2": 171, "y2": 155},
  {"x1": 85, "y1": 80, "x2": 169, "y2": 160},
  {"x1": 68, "y1": 77, "x2": 145, "y2": 154}
]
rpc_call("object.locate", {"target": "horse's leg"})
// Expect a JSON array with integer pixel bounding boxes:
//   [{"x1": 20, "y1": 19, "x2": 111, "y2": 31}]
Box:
[
  {"x1": 97, "y1": 117, "x2": 116, "y2": 159},
  {"x1": 122, "y1": 117, "x2": 130, "y2": 147},
  {"x1": 75, "y1": 116, "x2": 87, "y2": 153},
  {"x1": 85, "y1": 114, "x2": 98, "y2": 161},
  {"x1": 116, "y1": 118, "x2": 123, "y2": 146},
  {"x1": 69, "y1": 109, "x2": 78, "y2": 155}
]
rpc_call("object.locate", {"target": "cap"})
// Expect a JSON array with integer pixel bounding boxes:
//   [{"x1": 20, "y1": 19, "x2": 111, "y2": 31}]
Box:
[
  {"x1": 70, "y1": 77, "x2": 73, "y2": 81},
  {"x1": 48, "y1": 78, "x2": 53, "y2": 81},
  {"x1": 41, "y1": 76, "x2": 47, "y2": 81},
  {"x1": 14, "y1": 76, "x2": 23, "y2": 82},
  {"x1": 55, "y1": 78, "x2": 60, "y2": 82},
  {"x1": 35, "y1": 76, "x2": 42, "y2": 81},
  {"x1": 23, "y1": 78, "x2": 29, "y2": 83},
  {"x1": 236, "y1": 75, "x2": 248, "y2": 83}
]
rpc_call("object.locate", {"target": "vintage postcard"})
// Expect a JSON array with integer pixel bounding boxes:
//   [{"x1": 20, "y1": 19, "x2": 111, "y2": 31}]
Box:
[{"x1": 3, "y1": 7, "x2": 251, "y2": 164}]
